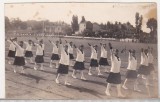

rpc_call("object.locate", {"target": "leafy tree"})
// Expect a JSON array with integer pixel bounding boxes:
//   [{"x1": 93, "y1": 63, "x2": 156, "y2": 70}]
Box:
[
  {"x1": 71, "y1": 15, "x2": 79, "y2": 33},
  {"x1": 146, "y1": 18, "x2": 157, "y2": 39},
  {"x1": 5, "y1": 16, "x2": 11, "y2": 32},
  {"x1": 80, "y1": 16, "x2": 86, "y2": 23}
]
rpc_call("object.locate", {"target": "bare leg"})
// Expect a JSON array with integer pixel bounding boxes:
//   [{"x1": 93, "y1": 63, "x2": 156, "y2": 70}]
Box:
[
  {"x1": 105, "y1": 83, "x2": 111, "y2": 96},
  {"x1": 34, "y1": 63, "x2": 37, "y2": 70},
  {"x1": 134, "y1": 78, "x2": 141, "y2": 92},
  {"x1": 40, "y1": 63, "x2": 44, "y2": 70},
  {"x1": 13, "y1": 65, "x2": 17, "y2": 73},
  {"x1": 50, "y1": 60, "x2": 53, "y2": 68},
  {"x1": 117, "y1": 84, "x2": 125, "y2": 97},
  {"x1": 122, "y1": 79, "x2": 128, "y2": 89},
  {"x1": 8, "y1": 57, "x2": 12, "y2": 64},
  {"x1": 81, "y1": 71, "x2": 86, "y2": 80},
  {"x1": 25, "y1": 57, "x2": 28, "y2": 63},
  {"x1": 20, "y1": 66, "x2": 25, "y2": 73},
  {"x1": 65, "y1": 74, "x2": 71, "y2": 85},
  {"x1": 97, "y1": 67, "x2": 103, "y2": 75},
  {"x1": 72, "y1": 69, "x2": 77, "y2": 78},
  {"x1": 30, "y1": 57, "x2": 33, "y2": 63},
  {"x1": 88, "y1": 67, "x2": 92, "y2": 75},
  {"x1": 55, "y1": 73, "x2": 60, "y2": 84},
  {"x1": 55, "y1": 61, "x2": 59, "y2": 69}
]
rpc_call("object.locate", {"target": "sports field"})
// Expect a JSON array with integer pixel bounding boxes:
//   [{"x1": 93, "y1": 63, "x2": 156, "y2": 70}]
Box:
[{"x1": 5, "y1": 36, "x2": 158, "y2": 99}]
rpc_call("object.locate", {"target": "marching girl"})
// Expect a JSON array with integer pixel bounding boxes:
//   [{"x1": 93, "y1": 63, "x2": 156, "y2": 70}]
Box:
[
  {"x1": 122, "y1": 50, "x2": 140, "y2": 92},
  {"x1": 55, "y1": 38, "x2": 71, "y2": 85},
  {"x1": 99, "y1": 43, "x2": 110, "y2": 72},
  {"x1": 72, "y1": 44, "x2": 86, "y2": 80},
  {"x1": 137, "y1": 48, "x2": 151, "y2": 96},
  {"x1": 36, "y1": 38, "x2": 45, "y2": 56},
  {"x1": 147, "y1": 47, "x2": 156, "y2": 80},
  {"x1": 34, "y1": 39, "x2": 44, "y2": 70},
  {"x1": 24, "y1": 40, "x2": 34, "y2": 63},
  {"x1": 65, "y1": 40, "x2": 74, "y2": 66},
  {"x1": 105, "y1": 43, "x2": 124, "y2": 97},
  {"x1": 6, "y1": 38, "x2": 17, "y2": 64},
  {"x1": 88, "y1": 43, "x2": 102, "y2": 76},
  {"x1": 137, "y1": 48, "x2": 150, "y2": 85},
  {"x1": 12, "y1": 40, "x2": 25, "y2": 73},
  {"x1": 49, "y1": 40, "x2": 60, "y2": 69}
]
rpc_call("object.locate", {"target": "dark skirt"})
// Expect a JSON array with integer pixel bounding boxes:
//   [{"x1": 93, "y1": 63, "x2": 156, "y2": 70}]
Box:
[
  {"x1": 35, "y1": 55, "x2": 44, "y2": 63},
  {"x1": 8, "y1": 50, "x2": 15, "y2": 58},
  {"x1": 51, "y1": 54, "x2": 60, "y2": 60},
  {"x1": 25, "y1": 51, "x2": 33, "y2": 57},
  {"x1": 126, "y1": 70, "x2": 137, "y2": 79},
  {"x1": 57, "y1": 64, "x2": 69, "y2": 74},
  {"x1": 107, "y1": 72, "x2": 121, "y2": 84},
  {"x1": 138, "y1": 65, "x2": 150, "y2": 75},
  {"x1": 13, "y1": 56, "x2": 25, "y2": 66},
  {"x1": 90, "y1": 59, "x2": 99, "y2": 67},
  {"x1": 73, "y1": 61, "x2": 85, "y2": 70},
  {"x1": 99, "y1": 57, "x2": 109, "y2": 66},
  {"x1": 148, "y1": 63, "x2": 155, "y2": 72},
  {"x1": 69, "y1": 53, "x2": 74, "y2": 59}
]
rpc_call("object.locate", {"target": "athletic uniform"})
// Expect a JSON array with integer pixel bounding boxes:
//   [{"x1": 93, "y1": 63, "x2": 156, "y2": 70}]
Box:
[
  {"x1": 7, "y1": 40, "x2": 16, "y2": 58},
  {"x1": 107, "y1": 50, "x2": 121, "y2": 84},
  {"x1": 90, "y1": 46, "x2": 99, "y2": 67},
  {"x1": 126, "y1": 52, "x2": 138, "y2": 79},
  {"x1": 13, "y1": 42, "x2": 25, "y2": 66},
  {"x1": 24, "y1": 42, "x2": 33, "y2": 57},
  {"x1": 57, "y1": 44, "x2": 70, "y2": 74},
  {"x1": 51, "y1": 42, "x2": 60, "y2": 61},
  {"x1": 68, "y1": 43, "x2": 74, "y2": 59},
  {"x1": 35, "y1": 44, "x2": 44, "y2": 63},
  {"x1": 99, "y1": 46, "x2": 109, "y2": 66},
  {"x1": 73, "y1": 48, "x2": 85, "y2": 70},
  {"x1": 138, "y1": 52, "x2": 149, "y2": 75}
]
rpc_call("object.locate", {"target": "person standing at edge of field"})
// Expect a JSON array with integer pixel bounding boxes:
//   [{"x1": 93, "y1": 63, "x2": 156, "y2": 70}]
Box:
[
  {"x1": 49, "y1": 40, "x2": 60, "y2": 69},
  {"x1": 55, "y1": 38, "x2": 71, "y2": 85},
  {"x1": 122, "y1": 49, "x2": 141, "y2": 92},
  {"x1": 99, "y1": 43, "x2": 110, "y2": 73},
  {"x1": 11, "y1": 39, "x2": 25, "y2": 73},
  {"x1": 88, "y1": 43, "x2": 102, "y2": 76},
  {"x1": 24, "y1": 40, "x2": 34, "y2": 64},
  {"x1": 65, "y1": 40, "x2": 74, "y2": 67},
  {"x1": 105, "y1": 42, "x2": 125, "y2": 98},
  {"x1": 6, "y1": 37, "x2": 17, "y2": 64},
  {"x1": 147, "y1": 47, "x2": 157, "y2": 81},
  {"x1": 34, "y1": 39, "x2": 44, "y2": 70},
  {"x1": 71, "y1": 44, "x2": 86, "y2": 80}
]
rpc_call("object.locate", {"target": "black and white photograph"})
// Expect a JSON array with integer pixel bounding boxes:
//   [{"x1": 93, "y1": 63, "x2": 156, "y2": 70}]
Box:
[{"x1": 4, "y1": 2, "x2": 158, "y2": 99}]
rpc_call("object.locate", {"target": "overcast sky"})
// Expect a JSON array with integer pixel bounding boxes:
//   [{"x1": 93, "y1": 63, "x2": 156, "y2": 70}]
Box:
[{"x1": 5, "y1": 3, "x2": 157, "y2": 33}]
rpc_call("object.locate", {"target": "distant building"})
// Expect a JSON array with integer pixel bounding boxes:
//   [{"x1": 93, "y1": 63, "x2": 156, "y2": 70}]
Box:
[
  {"x1": 79, "y1": 21, "x2": 87, "y2": 33},
  {"x1": 44, "y1": 25, "x2": 63, "y2": 34}
]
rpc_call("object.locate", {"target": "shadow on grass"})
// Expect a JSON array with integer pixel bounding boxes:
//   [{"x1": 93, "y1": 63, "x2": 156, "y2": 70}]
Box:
[{"x1": 66, "y1": 85, "x2": 104, "y2": 98}]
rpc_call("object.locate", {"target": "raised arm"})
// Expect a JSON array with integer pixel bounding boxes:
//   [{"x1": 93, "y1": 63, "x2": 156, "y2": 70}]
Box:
[{"x1": 88, "y1": 43, "x2": 91, "y2": 46}]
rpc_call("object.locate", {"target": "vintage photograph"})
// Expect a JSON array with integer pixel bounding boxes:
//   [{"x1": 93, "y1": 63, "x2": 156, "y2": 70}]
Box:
[{"x1": 5, "y1": 2, "x2": 158, "y2": 99}]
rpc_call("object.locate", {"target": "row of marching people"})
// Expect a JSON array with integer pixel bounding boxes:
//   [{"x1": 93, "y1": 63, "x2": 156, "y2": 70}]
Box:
[{"x1": 6, "y1": 37, "x2": 156, "y2": 97}]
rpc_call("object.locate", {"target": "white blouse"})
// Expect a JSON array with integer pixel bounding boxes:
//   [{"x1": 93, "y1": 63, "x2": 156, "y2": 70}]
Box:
[
  {"x1": 68, "y1": 43, "x2": 73, "y2": 54},
  {"x1": 51, "y1": 42, "x2": 59, "y2": 54},
  {"x1": 100, "y1": 46, "x2": 107, "y2": 58},
  {"x1": 110, "y1": 50, "x2": 121, "y2": 73},
  {"x1": 35, "y1": 43, "x2": 44, "y2": 55},
  {"x1": 90, "y1": 46, "x2": 98, "y2": 60},
  {"x1": 140, "y1": 52, "x2": 149, "y2": 66},
  {"x1": 13, "y1": 42, "x2": 25, "y2": 57},
  {"x1": 127, "y1": 52, "x2": 137, "y2": 70},
  {"x1": 148, "y1": 53, "x2": 153, "y2": 64},
  {"x1": 59, "y1": 44, "x2": 69, "y2": 65},
  {"x1": 24, "y1": 42, "x2": 33, "y2": 51},
  {"x1": 7, "y1": 40, "x2": 16, "y2": 51},
  {"x1": 75, "y1": 48, "x2": 84, "y2": 62}
]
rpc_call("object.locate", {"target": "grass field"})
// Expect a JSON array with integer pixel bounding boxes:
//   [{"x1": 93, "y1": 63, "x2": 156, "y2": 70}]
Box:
[{"x1": 5, "y1": 36, "x2": 158, "y2": 99}]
